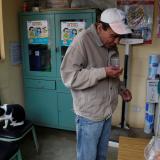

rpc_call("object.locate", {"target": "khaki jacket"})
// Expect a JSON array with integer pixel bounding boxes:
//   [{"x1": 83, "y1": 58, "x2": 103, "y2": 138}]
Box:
[{"x1": 60, "y1": 24, "x2": 120, "y2": 121}]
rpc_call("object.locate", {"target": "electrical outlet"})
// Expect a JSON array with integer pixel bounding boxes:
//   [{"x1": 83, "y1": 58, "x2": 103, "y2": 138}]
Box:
[{"x1": 132, "y1": 106, "x2": 142, "y2": 112}]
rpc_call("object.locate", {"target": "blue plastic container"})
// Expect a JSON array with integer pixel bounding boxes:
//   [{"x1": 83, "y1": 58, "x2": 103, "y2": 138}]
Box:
[
  {"x1": 144, "y1": 103, "x2": 155, "y2": 134},
  {"x1": 148, "y1": 55, "x2": 160, "y2": 79}
]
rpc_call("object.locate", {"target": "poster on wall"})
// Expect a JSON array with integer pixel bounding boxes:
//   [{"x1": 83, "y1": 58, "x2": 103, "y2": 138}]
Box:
[
  {"x1": 61, "y1": 21, "x2": 86, "y2": 46},
  {"x1": 27, "y1": 20, "x2": 48, "y2": 44},
  {"x1": 157, "y1": 0, "x2": 160, "y2": 38},
  {"x1": 10, "y1": 42, "x2": 21, "y2": 65},
  {"x1": 117, "y1": 0, "x2": 154, "y2": 44}
]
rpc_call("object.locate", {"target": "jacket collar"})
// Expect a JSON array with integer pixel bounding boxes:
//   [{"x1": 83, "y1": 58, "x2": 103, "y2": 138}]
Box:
[{"x1": 90, "y1": 24, "x2": 103, "y2": 47}]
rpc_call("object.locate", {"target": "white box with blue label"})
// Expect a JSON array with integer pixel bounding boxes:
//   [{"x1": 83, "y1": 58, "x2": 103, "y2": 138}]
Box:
[{"x1": 146, "y1": 79, "x2": 159, "y2": 103}]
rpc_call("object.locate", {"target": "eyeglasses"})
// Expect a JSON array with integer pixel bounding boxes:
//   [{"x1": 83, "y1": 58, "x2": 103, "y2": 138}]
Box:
[{"x1": 108, "y1": 32, "x2": 123, "y2": 40}]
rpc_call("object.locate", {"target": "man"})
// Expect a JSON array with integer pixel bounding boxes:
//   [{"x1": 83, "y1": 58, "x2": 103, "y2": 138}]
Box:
[{"x1": 60, "y1": 8, "x2": 132, "y2": 160}]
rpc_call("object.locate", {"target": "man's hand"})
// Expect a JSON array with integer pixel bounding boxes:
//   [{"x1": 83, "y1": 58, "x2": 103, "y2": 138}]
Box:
[
  {"x1": 105, "y1": 66, "x2": 123, "y2": 78},
  {"x1": 120, "y1": 89, "x2": 132, "y2": 102}
]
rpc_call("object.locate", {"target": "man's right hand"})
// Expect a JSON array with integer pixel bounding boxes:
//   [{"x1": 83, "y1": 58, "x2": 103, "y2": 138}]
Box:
[{"x1": 105, "y1": 66, "x2": 123, "y2": 78}]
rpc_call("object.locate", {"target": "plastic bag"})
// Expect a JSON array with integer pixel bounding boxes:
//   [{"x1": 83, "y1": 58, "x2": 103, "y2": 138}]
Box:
[
  {"x1": 71, "y1": 0, "x2": 116, "y2": 10},
  {"x1": 46, "y1": 0, "x2": 69, "y2": 8},
  {"x1": 144, "y1": 136, "x2": 160, "y2": 160},
  {"x1": 117, "y1": 0, "x2": 154, "y2": 44}
]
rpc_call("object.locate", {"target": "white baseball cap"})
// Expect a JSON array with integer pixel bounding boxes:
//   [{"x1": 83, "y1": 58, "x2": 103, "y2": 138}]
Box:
[{"x1": 100, "y1": 8, "x2": 132, "y2": 35}]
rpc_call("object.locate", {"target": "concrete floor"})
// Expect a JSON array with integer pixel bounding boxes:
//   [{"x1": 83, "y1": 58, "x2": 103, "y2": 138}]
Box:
[
  {"x1": 20, "y1": 125, "x2": 152, "y2": 160},
  {"x1": 21, "y1": 126, "x2": 118, "y2": 160}
]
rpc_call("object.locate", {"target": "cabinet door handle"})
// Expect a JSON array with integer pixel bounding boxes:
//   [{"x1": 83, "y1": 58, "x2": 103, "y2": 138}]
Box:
[
  {"x1": 55, "y1": 81, "x2": 56, "y2": 90},
  {"x1": 55, "y1": 47, "x2": 59, "y2": 52}
]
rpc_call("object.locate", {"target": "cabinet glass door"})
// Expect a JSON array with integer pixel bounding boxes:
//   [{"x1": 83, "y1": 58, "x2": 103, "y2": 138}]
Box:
[
  {"x1": 55, "y1": 12, "x2": 95, "y2": 79},
  {"x1": 21, "y1": 14, "x2": 56, "y2": 79}
]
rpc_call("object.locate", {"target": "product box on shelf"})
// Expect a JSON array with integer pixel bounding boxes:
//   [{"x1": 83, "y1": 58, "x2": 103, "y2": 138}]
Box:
[{"x1": 146, "y1": 79, "x2": 159, "y2": 103}]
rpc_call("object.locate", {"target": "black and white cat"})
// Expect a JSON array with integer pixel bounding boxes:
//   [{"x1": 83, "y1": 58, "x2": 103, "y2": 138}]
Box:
[{"x1": 0, "y1": 104, "x2": 25, "y2": 129}]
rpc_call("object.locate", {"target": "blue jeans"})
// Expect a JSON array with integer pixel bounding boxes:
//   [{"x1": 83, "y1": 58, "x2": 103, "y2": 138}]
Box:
[{"x1": 75, "y1": 115, "x2": 112, "y2": 160}]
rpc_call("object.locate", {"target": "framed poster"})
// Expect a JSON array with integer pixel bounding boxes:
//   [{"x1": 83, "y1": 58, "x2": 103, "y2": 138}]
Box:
[
  {"x1": 27, "y1": 20, "x2": 49, "y2": 44},
  {"x1": 117, "y1": 0, "x2": 154, "y2": 44},
  {"x1": 10, "y1": 42, "x2": 21, "y2": 65},
  {"x1": 61, "y1": 21, "x2": 86, "y2": 46}
]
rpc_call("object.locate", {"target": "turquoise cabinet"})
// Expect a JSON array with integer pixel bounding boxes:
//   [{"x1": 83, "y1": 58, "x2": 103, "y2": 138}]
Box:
[{"x1": 20, "y1": 9, "x2": 96, "y2": 131}]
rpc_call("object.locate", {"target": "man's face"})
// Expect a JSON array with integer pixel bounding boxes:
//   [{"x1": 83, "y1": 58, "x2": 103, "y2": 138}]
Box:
[{"x1": 98, "y1": 24, "x2": 121, "y2": 48}]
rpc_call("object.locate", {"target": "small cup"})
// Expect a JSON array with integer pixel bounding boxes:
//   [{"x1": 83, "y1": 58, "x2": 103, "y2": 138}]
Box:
[
  {"x1": 110, "y1": 57, "x2": 120, "y2": 67},
  {"x1": 32, "y1": 7, "x2": 39, "y2": 12}
]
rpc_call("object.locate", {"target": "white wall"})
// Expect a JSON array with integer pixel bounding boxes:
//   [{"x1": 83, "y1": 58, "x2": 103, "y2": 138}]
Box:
[{"x1": 112, "y1": 0, "x2": 160, "y2": 128}]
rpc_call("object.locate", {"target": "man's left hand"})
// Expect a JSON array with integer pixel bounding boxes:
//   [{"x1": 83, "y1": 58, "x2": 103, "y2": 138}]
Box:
[{"x1": 120, "y1": 89, "x2": 132, "y2": 102}]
